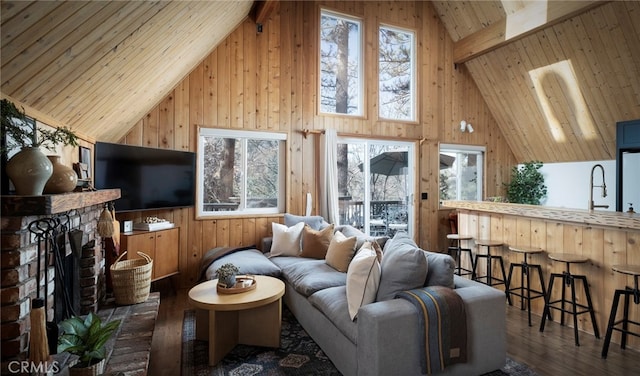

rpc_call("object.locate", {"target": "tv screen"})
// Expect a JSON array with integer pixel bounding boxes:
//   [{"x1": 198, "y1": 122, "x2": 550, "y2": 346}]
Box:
[{"x1": 94, "y1": 142, "x2": 196, "y2": 212}]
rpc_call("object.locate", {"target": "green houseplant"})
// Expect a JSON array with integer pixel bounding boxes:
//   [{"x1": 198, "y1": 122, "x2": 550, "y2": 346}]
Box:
[
  {"x1": 1, "y1": 98, "x2": 79, "y2": 195},
  {"x1": 215, "y1": 263, "x2": 239, "y2": 288},
  {"x1": 504, "y1": 161, "x2": 547, "y2": 205},
  {"x1": 57, "y1": 312, "x2": 121, "y2": 375}
]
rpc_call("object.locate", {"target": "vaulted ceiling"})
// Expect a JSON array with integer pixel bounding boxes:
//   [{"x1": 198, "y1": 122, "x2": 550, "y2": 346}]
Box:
[
  {"x1": 1, "y1": 0, "x2": 253, "y2": 141},
  {"x1": 2, "y1": 1, "x2": 639, "y2": 163}
]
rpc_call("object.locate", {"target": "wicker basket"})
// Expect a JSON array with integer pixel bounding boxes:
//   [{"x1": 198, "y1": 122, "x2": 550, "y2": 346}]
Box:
[{"x1": 110, "y1": 251, "x2": 153, "y2": 305}]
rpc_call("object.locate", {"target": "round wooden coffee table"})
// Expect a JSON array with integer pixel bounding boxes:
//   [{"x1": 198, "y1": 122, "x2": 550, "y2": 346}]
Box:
[{"x1": 188, "y1": 275, "x2": 285, "y2": 366}]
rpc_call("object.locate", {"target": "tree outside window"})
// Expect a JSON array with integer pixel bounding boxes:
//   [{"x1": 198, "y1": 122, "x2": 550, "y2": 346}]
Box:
[
  {"x1": 319, "y1": 10, "x2": 363, "y2": 116},
  {"x1": 197, "y1": 128, "x2": 286, "y2": 217},
  {"x1": 379, "y1": 25, "x2": 415, "y2": 121}
]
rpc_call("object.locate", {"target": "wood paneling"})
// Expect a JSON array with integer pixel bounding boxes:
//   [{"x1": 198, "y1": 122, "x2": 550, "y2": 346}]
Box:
[
  {"x1": 1, "y1": 1, "x2": 252, "y2": 141},
  {"x1": 116, "y1": 1, "x2": 517, "y2": 288},
  {"x1": 433, "y1": 1, "x2": 640, "y2": 163}
]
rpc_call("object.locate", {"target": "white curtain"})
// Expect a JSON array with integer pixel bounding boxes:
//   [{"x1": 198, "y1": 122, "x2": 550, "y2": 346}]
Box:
[{"x1": 320, "y1": 129, "x2": 340, "y2": 224}]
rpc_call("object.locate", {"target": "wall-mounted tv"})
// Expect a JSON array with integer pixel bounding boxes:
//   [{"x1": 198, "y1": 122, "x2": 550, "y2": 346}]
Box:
[{"x1": 94, "y1": 142, "x2": 196, "y2": 212}]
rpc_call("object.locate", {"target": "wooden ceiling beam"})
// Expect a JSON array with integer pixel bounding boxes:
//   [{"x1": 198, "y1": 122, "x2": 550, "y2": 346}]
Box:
[
  {"x1": 252, "y1": 0, "x2": 279, "y2": 25},
  {"x1": 453, "y1": 1, "x2": 608, "y2": 64}
]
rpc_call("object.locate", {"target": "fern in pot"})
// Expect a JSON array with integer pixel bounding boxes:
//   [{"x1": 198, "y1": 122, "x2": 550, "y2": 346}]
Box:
[{"x1": 57, "y1": 312, "x2": 121, "y2": 375}]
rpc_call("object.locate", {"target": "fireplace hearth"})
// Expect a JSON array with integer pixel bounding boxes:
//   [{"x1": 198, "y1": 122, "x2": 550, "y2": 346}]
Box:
[{"x1": 1, "y1": 189, "x2": 120, "y2": 367}]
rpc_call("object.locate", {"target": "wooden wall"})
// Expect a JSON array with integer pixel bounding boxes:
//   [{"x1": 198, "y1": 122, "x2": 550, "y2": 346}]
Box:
[{"x1": 117, "y1": 1, "x2": 517, "y2": 288}]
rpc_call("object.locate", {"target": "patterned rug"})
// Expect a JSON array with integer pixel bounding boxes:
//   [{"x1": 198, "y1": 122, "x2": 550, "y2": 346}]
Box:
[{"x1": 181, "y1": 308, "x2": 537, "y2": 376}]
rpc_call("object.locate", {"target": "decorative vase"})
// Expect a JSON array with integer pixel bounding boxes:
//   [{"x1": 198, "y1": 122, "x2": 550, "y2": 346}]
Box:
[
  {"x1": 44, "y1": 155, "x2": 78, "y2": 194},
  {"x1": 5, "y1": 147, "x2": 53, "y2": 195},
  {"x1": 68, "y1": 358, "x2": 105, "y2": 376},
  {"x1": 219, "y1": 274, "x2": 236, "y2": 288}
]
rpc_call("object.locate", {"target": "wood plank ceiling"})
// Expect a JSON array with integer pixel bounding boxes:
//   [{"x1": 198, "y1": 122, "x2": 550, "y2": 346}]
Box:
[
  {"x1": 432, "y1": 0, "x2": 640, "y2": 163},
  {"x1": 1, "y1": 0, "x2": 253, "y2": 142},
  {"x1": 2, "y1": 0, "x2": 638, "y2": 164}
]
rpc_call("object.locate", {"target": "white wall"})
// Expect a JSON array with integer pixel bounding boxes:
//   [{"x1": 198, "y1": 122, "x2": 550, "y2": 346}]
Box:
[{"x1": 538, "y1": 160, "x2": 617, "y2": 211}]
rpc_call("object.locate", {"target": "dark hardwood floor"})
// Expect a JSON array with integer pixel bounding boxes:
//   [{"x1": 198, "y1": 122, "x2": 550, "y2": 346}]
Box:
[{"x1": 148, "y1": 280, "x2": 640, "y2": 376}]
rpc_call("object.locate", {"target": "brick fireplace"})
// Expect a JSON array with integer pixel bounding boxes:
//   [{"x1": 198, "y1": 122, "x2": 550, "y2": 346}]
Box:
[{"x1": 0, "y1": 190, "x2": 120, "y2": 369}]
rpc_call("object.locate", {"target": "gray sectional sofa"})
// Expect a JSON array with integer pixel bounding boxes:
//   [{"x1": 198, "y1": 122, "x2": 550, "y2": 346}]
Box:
[{"x1": 205, "y1": 225, "x2": 506, "y2": 376}]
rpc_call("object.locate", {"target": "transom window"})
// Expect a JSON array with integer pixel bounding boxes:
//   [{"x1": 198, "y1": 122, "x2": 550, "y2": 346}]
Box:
[
  {"x1": 197, "y1": 128, "x2": 286, "y2": 217},
  {"x1": 319, "y1": 9, "x2": 363, "y2": 116},
  {"x1": 378, "y1": 25, "x2": 416, "y2": 121}
]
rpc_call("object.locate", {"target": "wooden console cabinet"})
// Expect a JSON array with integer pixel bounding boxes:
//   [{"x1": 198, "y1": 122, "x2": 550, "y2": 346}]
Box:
[{"x1": 120, "y1": 227, "x2": 179, "y2": 281}]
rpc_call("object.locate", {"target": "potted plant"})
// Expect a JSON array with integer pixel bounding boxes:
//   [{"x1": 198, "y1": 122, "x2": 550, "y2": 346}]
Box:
[
  {"x1": 215, "y1": 263, "x2": 240, "y2": 288},
  {"x1": 1, "y1": 98, "x2": 79, "y2": 195},
  {"x1": 504, "y1": 161, "x2": 547, "y2": 205},
  {"x1": 57, "y1": 312, "x2": 121, "y2": 376}
]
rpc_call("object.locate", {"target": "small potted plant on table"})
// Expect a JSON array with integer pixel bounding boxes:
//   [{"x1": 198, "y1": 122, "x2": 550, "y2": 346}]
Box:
[
  {"x1": 215, "y1": 263, "x2": 240, "y2": 288},
  {"x1": 57, "y1": 312, "x2": 121, "y2": 376}
]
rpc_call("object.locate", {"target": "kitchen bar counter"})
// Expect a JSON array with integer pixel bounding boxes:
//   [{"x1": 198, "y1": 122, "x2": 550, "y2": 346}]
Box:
[
  {"x1": 442, "y1": 200, "x2": 640, "y2": 231},
  {"x1": 442, "y1": 200, "x2": 639, "y2": 350}
]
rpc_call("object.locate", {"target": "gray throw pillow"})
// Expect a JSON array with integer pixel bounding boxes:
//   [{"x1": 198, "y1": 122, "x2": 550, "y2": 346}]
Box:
[
  {"x1": 423, "y1": 251, "x2": 455, "y2": 288},
  {"x1": 284, "y1": 214, "x2": 328, "y2": 230},
  {"x1": 206, "y1": 249, "x2": 281, "y2": 280},
  {"x1": 376, "y1": 234, "x2": 427, "y2": 301}
]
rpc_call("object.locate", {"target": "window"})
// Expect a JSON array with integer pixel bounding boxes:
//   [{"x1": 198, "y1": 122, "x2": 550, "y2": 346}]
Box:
[
  {"x1": 336, "y1": 138, "x2": 415, "y2": 237},
  {"x1": 319, "y1": 10, "x2": 363, "y2": 116},
  {"x1": 378, "y1": 25, "x2": 416, "y2": 121},
  {"x1": 439, "y1": 144, "x2": 485, "y2": 204},
  {"x1": 197, "y1": 128, "x2": 286, "y2": 217}
]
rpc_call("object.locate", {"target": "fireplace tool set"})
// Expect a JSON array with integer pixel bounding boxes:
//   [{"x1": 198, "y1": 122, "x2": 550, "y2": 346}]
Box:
[{"x1": 28, "y1": 211, "x2": 83, "y2": 357}]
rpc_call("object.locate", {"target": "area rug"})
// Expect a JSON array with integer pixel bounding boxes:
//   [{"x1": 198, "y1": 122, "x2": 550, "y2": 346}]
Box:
[{"x1": 181, "y1": 308, "x2": 537, "y2": 376}]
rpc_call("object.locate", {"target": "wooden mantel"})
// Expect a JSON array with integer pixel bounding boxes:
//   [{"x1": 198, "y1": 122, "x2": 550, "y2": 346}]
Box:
[
  {"x1": 1, "y1": 189, "x2": 121, "y2": 216},
  {"x1": 442, "y1": 200, "x2": 640, "y2": 231}
]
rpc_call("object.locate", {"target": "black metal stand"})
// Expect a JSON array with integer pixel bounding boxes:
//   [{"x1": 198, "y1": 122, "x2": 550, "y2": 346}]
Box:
[{"x1": 601, "y1": 275, "x2": 640, "y2": 358}]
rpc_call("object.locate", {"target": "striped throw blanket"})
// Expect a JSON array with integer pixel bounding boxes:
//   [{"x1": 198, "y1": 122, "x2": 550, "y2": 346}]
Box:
[{"x1": 396, "y1": 286, "x2": 467, "y2": 374}]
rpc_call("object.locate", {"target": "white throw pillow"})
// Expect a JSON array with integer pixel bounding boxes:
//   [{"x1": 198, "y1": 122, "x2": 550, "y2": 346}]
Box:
[
  {"x1": 270, "y1": 222, "x2": 304, "y2": 257},
  {"x1": 346, "y1": 242, "x2": 381, "y2": 320}
]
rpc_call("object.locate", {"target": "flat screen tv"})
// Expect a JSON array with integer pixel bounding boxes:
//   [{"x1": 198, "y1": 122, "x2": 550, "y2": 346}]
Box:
[{"x1": 94, "y1": 142, "x2": 196, "y2": 212}]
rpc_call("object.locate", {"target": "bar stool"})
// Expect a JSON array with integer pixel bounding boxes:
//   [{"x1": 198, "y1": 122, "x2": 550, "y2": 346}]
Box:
[
  {"x1": 506, "y1": 246, "x2": 550, "y2": 326},
  {"x1": 472, "y1": 240, "x2": 511, "y2": 303},
  {"x1": 601, "y1": 264, "x2": 640, "y2": 358},
  {"x1": 447, "y1": 234, "x2": 475, "y2": 278},
  {"x1": 539, "y1": 253, "x2": 600, "y2": 346}
]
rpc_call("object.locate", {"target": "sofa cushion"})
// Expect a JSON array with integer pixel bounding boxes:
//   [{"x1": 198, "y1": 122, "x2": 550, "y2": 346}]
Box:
[
  {"x1": 268, "y1": 255, "x2": 308, "y2": 269},
  {"x1": 335, "y1": 224, "x2": 389, "y2": 250},
  {"x1": 300, "y1": 224, "x2": 334, "y2": 259},
  {"x1": 284, "y1": 213, "x2": 329, "y2": 230},
  {"x1": 204, "y1": 249, "x2": 281, "y2": 280},
  {"x1": 346, "y1": 242, "x2": 381, "y2": 320},
  {"x1": 270, "y1": 222, "x2": 304, "y2": 257},
  {"x1": 325, "y1": 231, "x2": 357, "y2": 272},
  {"x1": 308, "y1": 286, "x2": 358, "y2": 345},
  {"x1": 376, "y1": 232, "x2": 427, "y2": 301},
  {"x1": 424, "y1": 250, "x2": 456, "y2": 289},
  {"x1": 281, "y1": 259, "x2": 347, "y2": 297}
]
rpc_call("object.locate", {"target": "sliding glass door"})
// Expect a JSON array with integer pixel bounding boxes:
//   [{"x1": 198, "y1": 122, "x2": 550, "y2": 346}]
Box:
[{"x1": 337, "y1": 138, "x2": 415, "y2": 237}]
